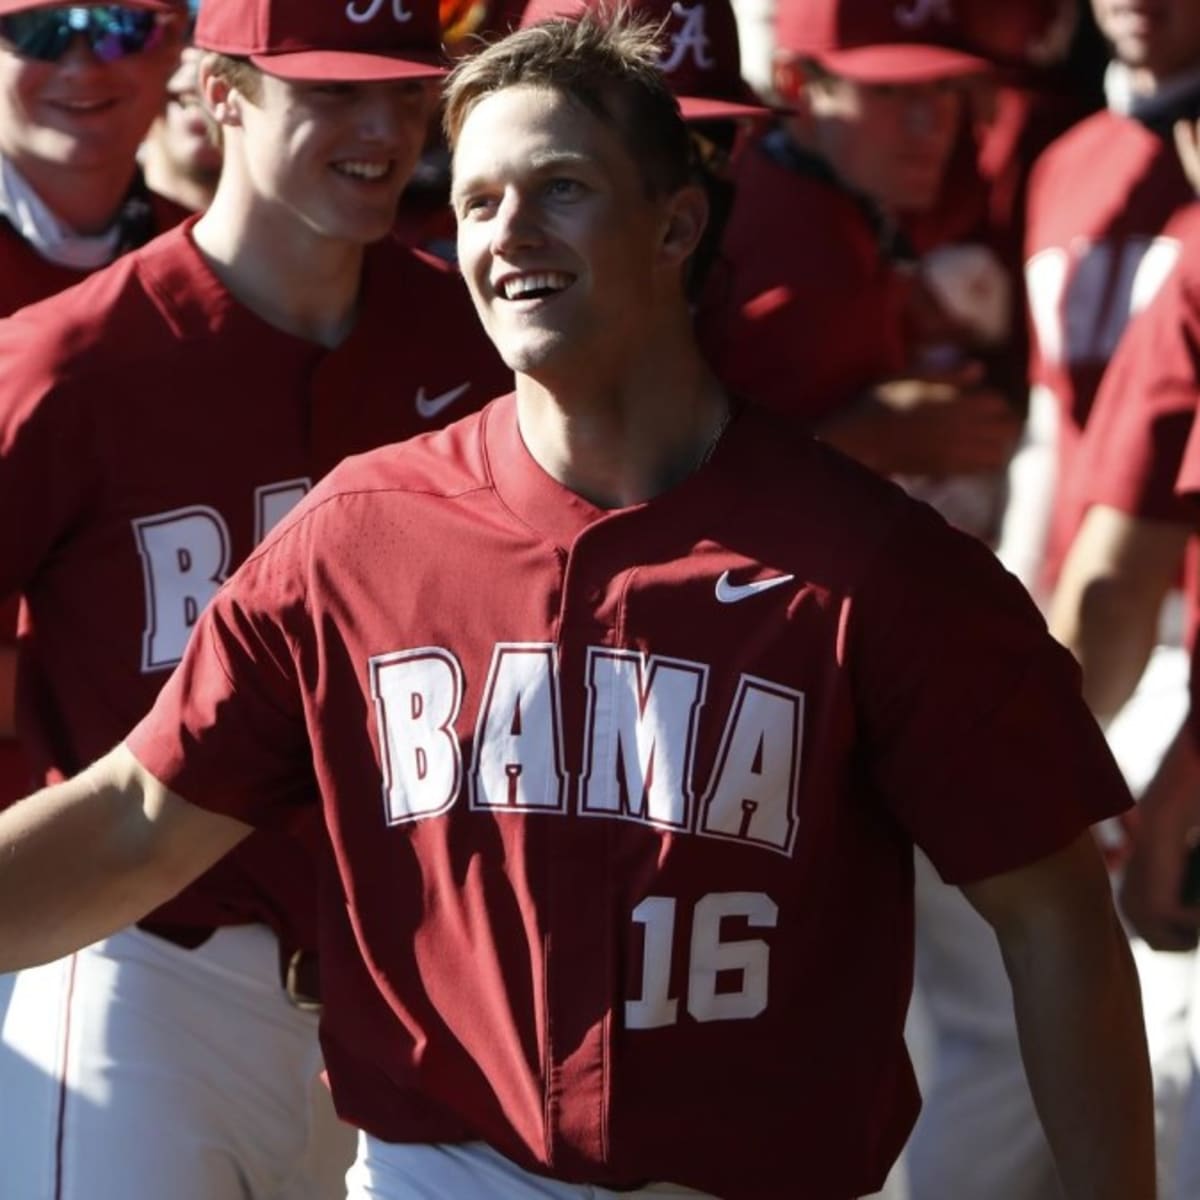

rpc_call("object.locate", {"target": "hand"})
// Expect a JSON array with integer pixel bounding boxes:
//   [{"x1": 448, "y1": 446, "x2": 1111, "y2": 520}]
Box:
[
  {"x1": 818, "y1": 365, "x2": 1021, "y2": 477},
  {"x1": 1174, "y1": 118, "x2": 1200, "y2": 195},
  {"x1": 1118, "y1": 725, "x2": 1200, "y2": 951}
]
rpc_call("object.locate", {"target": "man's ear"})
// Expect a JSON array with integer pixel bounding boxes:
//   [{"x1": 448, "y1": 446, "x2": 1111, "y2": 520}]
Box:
[
  {"x1": 199, "y1": 61, "x2": 244, "y2": 128},
  {"x1": 659, "y1": 183, "x2": 709, "y2": 272}
]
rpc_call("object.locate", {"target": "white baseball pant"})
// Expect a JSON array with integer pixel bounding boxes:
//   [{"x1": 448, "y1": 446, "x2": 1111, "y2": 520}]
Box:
[
  {"x1": 0, "y1": 923, "x2": 356, "y2": 1200},
  {"x1": 346, "y1": 1134, "x2": 724, "y2": 1199}
]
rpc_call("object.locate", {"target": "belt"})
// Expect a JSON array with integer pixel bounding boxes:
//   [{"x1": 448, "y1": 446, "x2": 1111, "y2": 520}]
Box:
[
  {"x1": 282, "y1": 947, "x2": 322, "y2": 1012},
  {"x1": 141, "y1": 922, "x2": 322, "y2": 1011}
]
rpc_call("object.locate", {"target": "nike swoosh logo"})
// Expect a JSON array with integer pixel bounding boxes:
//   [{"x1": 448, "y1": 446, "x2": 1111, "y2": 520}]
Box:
[
  {"x1": 415, "y1": 382, "x2": 471, "y2": 420},
  {"x1": 715, "y1": 571, "x2": 796, "y2": 605}
]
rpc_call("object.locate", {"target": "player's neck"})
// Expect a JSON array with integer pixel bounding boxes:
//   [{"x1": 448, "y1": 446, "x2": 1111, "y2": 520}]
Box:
[
  {"x1": 515, "y1": 335, "x2": 731, "y2": 510},
  {"x1": 4, "y1": 155, "x2": 137, "y2": 237},
  {"x1": 192, "y1": 192, "x2": 366, "y2": 350}
]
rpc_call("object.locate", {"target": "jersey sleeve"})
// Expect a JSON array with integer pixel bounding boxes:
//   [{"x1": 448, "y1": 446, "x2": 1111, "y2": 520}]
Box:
[
  {"x1": 849, "y1": 502, "x2": 1131, "y2": 885},
  {"x1": 1076, "y1": 245, "x2": 1200, "y2": 524},
  {"x1": 124, "y1": 527, "x2": 317, "y2": 831}
]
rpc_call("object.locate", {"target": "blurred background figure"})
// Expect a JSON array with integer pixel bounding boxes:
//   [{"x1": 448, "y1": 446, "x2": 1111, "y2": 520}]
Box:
[
  {"x1": 998, "y1": 8, "x2": 1200, "y2": 1190},
  {"x1": 0, "y1": 0, "x2": 188, "y2": 920},
  {"x1": 140, "y1": 45, "x2": 220, "y2": 212}
]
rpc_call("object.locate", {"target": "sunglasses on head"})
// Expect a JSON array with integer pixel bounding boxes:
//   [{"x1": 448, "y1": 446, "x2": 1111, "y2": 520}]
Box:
[{"x1": 0, "y1": 5, "x2": 172, "y2": 64}]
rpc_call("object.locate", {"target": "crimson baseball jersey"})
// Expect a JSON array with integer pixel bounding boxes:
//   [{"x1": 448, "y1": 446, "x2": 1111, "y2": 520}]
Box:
[
  {"x1": 1024, "y1": 108, "x2": 1195, "y2": 584},
  {"x1": 696, "y1": 134, "x2": 910, "y2": 423},
  {"x1": 0, "y1": 187, "x2": 188, "y2": 805},
  {"x1": 0, "y1": 217, "x2": 510, "y2": 950},
  {"x1": 1072, "y1": 208, "x2": 1200, "y2": 532},
  {"x1": 127, "y1": 396, "x2": 1129, "y2": 1199}
]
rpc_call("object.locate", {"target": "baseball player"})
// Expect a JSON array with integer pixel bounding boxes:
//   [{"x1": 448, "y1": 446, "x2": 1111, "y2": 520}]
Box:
[
  {"x1": 695, "y1": 0, "x2": 1021, "y2": 490},
  {"x1": 0, "y1": 14, "x2": 1156, "y2": 1200},
  {"x1": 0, "y1": 0, "x2": 509, "y2": 1196},
  {"x1": 997, "y1": 8, "x2": 1200, "y2": 1193},
  {"x1": 1047, "y1": 115, "x2": 1200, "y2": 1197},
  {"x1": 1001, "y1": 0, "x2": 1200, "y2": 596},
  {"x1": 0, "y1": 0, "x2": 189, "y2": 900},
  {"x1": 1124, "y1": 204, "x2": 1200, "y2": 1196},
  {"x1": 1123, "y1": 117, "x2": 1200, "y2": 962}
]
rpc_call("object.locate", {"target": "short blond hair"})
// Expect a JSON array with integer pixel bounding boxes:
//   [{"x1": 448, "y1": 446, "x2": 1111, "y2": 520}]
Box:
[
  {"x1": 204, "y1": 52, "x2": 263, "y2": 103},
  {"x1": 443, "y1": 12, "x2": 692, "y2": 197}
]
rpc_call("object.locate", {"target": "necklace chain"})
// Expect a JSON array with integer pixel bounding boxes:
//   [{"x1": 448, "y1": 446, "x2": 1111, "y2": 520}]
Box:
[{"x1": 698, "y1": 408, "x2": 732, "y2": 470}]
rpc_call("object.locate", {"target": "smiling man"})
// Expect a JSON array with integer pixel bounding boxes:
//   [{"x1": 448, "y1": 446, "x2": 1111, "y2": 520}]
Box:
[
  {"x1": 0, "y1": 0, "x2": 187, "y2": 303},
  {"x1": 0, "y1": 0, "x2": 507, "y2": 1197},
  {"x1": 0, "y1": 13, "x2": 1155, "y2": 1200}
]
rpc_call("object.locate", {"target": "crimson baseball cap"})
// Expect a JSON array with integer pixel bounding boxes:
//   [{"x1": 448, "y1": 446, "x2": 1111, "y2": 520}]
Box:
[
  {"x1": 519, "y1": 0, "x2": 771, "y2": 121},
  {"x1": 194, "y1": 0, "x2": 446, "y2": 82},
  {"x1": 0, "y1": 0, "x2": 181, "y2": 11},
  {"x1": 775, "y1": 0, "x2": 992, "y2": 83}
]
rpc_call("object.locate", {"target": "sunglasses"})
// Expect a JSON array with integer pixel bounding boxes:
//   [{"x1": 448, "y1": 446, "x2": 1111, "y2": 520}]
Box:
[{"x1": 0, "y1": 5, "x2": 172, "y2": 64}]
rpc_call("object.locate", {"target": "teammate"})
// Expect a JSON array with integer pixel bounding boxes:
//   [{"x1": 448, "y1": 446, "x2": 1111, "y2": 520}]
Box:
[
  {"x1": 0, "y1": 15, "x2": 1156, "y2": 1200},
  {"x1": 998, "y1": 9, "x2": 1200, "y2": 1193},
  {"x1": 695, "y1": 0, "x2": 1021, "y2": 486},
  {"x1": 1003, "y1": 0, "x2": 1200, "y2": 596},
  {"x1": 0, "y1": 0, "x2": 188, "y2": 309},
  {"x1": 1044, "y1": 113, "x2": 1200, "y2": 1196},
  {"x1": 0, "y1": 0, "x2": 508, "y2": 1196},
  {"x1": 0, "y1": 0, "x2": 190, "y2": 811},
  {"x1": 141, "y1": 46, "x2": 222, "y2": 211}
]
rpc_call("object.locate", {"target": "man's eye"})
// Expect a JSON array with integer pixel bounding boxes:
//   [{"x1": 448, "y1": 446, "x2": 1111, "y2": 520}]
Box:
[
  {"x1": 460, "y1": 196, "x2": 496, "y2": 217},
  {"x1": 546, "y1": 178, "x2": 583, "y2": 198},
  {"x1": 311, "y1": 83, "x2": 356, "y2": 99}
]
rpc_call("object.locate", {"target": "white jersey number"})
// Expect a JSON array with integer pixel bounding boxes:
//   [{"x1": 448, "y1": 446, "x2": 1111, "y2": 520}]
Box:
[{"x1": 625, "y1": 891, "x2": 779, "y2": 1029}]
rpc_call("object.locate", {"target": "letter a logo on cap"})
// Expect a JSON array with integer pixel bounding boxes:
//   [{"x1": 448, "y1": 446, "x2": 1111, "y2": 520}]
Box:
[
  {"x1": 893, "y1": 0, "x2": 953, "y2": 30},
  {"x1": 660, "y1": 2, "x2": 715, "y2": 72},
  {"x1": 346, "y1": 0, "x2": 414, "y2": 24}
]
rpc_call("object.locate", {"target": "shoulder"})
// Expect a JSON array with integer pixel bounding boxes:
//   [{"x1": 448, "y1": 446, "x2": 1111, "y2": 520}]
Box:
[
  {"x1": 0, "y1": 224, "x2": 91, "y2": 316},
  {"x1": 0, "y1": 230, "x2": 176, "y2": 389},
  {"x1": 245, "y1": 403, "x2": 496, "y2": 556},
  {"x1": 726, "y1": 406, "x2": 929, "y2": 574}
]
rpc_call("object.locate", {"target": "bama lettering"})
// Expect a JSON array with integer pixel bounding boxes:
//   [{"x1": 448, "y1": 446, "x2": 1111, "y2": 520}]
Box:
[
  {"x1": 132, "y1": 479, "x2": 311, "y2": 672},
  {"x1": 370, "y1": 642, "x2": 805, "y2": 857}
]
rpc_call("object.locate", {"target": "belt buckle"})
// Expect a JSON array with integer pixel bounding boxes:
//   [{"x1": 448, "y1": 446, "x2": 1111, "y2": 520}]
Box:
[{"x1": 285, "y1": 949, "x2": 322, "y2": 1013}]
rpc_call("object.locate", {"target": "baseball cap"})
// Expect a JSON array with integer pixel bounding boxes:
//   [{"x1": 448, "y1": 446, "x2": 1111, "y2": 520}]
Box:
[
  {"x1": 0, "y1": 0, "x2": 181, "y2": 12},
  {"x1": 519, "y1": 0, "x2": 771, "y2": 121},
  {"x1": 194, "y1": 0, "x2": 446, "y2": 82},
  {"x1": 775, "y1": 0, "x2": 992, "y2": 84}
]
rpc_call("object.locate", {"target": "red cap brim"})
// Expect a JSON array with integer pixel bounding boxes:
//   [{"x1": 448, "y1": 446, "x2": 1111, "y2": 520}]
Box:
[
  {"x1": 678, "y1": 94, "x2": 774, "y2": 121},
  {"x1": 813, "y1": 43, "x2": 992, "y2": 83},
  {"x1": 249, "y1": 48, "x2": 447, "y2": 82}
]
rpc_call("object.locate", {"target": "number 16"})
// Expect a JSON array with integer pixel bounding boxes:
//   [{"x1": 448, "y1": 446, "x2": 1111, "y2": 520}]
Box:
[{"x1": 626, "y1": 892, "x2": 779, "y2": 1030}]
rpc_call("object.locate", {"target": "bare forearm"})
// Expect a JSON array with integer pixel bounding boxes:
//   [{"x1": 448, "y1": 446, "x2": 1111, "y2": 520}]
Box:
[
  {"x1": 0, "y1": 745, "x2": 250, "y2": 970},
  {"x1": 967, "y1": 837, "x2": 1156, "y2": 1198},
  {"x1": 1049, "y1": 509, "x2": 1187, "y2": 725},
  {"x1": 1050, "y1": 576, "x2": 1160, "y2": 723},
  {"x1": 1008, "y1": 911, "x2": 1153, "y2": 1197}
]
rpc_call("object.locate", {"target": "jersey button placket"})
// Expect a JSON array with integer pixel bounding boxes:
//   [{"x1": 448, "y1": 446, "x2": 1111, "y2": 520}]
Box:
[{"x1": 543, "y1": 526, "x2": 623, "y2": 1173}]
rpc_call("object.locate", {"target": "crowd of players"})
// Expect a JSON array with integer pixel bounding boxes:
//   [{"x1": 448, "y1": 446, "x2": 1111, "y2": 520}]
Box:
[{"x1": 0, "y1": 0, "x2": 1197, "y2": 1196}]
